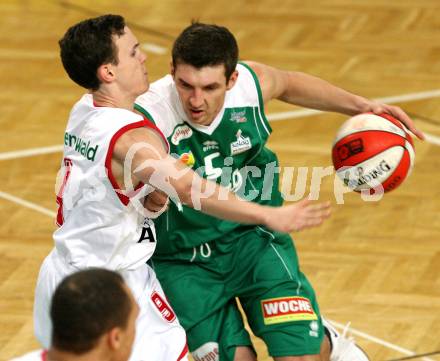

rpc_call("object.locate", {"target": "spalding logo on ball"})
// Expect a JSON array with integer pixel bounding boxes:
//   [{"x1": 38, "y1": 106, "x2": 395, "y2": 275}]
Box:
[{"x1": 332, "y1": 113, "x2": 415, "y2": 193}]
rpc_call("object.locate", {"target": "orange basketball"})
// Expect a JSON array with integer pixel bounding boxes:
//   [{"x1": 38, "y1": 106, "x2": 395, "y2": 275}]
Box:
[{"x1": 332, "y1": 113, "x2": 415, "y2": 193}]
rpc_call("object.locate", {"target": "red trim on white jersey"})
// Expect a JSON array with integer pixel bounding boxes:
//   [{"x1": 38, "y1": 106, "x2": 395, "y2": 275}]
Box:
[
  {"x1": 41, "y1": 350, "x2": 48, "y2": 361},
  {"x1": 142, "y1": 116, "x2": 169, "y2": 152},
  {"x1": 55, "y1": 158, "x2": 73, "y2": 227},
  {"x1": 176, "y1": 342, "x2": 189, "y2": 361},
  {"x1": 105, "y1": 118, "x2": 169, "y2": 206}
]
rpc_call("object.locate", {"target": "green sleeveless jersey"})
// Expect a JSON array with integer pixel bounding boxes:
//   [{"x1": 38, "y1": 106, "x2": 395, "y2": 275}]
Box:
[{"x1": 135, "y1": 63, "x2": 283, "y2": 255}]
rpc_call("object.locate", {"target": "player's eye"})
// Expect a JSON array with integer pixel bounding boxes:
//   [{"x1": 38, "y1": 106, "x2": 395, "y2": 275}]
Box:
[
  {"x1": 131, "y1": 44, "x2": 140, "y2": 57},
  {"x1": 180, "y1": 81, "x2": 192, "y2": 89}
]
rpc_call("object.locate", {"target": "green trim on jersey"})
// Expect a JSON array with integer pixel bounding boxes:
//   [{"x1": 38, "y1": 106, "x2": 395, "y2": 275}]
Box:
[
  {"x1": 238, "y1": 61, "x2": 272, "y2": 135},
  {"x1": 134, "y1": 103, "x2": 154, "y2": 121}
]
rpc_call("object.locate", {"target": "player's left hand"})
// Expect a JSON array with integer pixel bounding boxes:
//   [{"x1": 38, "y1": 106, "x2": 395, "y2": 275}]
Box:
[
  {"x1": 264, "y1": 199, "x2": 332, "y2": 233},
  {"x1": 363, "y1": 102, "x2": 425, "y2": 140}
]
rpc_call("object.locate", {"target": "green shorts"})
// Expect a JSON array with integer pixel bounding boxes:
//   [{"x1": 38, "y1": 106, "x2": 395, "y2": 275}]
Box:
[{"x1": 152, "y1": 227, "x2": 324, "y2": 360}]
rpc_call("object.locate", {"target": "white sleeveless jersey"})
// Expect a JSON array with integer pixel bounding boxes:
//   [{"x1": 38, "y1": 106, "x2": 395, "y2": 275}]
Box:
[
  {"x1": 9, "y1": 350, "x2": 46, "y2": 361},
  {"x1": 54, "y1": 94, "x2": 161, "y2": 270}
]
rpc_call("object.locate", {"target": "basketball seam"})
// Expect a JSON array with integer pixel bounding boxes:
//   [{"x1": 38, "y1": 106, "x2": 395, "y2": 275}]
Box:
[
  {"x1": 334, "y1": 129, "x2": 407, "y2": 145},
  {"x1": 379, "y1": 145, "x2": 409, "y2": 187},
  {"x1": 334, "y1": 144, "x2": 406, "y2": 170}
]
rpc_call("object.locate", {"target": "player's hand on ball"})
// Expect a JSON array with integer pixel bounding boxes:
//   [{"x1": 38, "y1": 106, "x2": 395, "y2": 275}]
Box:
[
  {"x1": 361, "y1": 101, "x2": 425, "y2": 141},
  {"x1": 264, "y1": 199, "x2": 331, "y2": 233}
]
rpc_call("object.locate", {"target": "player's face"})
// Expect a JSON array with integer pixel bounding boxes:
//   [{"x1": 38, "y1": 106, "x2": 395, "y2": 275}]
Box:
[
  {"x1": 172, "y1": 63, "x2": 238, "y2": 125},
  {"x1": 113, "y1": 26, "x2": 149, "y2": 97},
  {"x1": 116, "y1": 285, "x2": 140, "y2": 361}
]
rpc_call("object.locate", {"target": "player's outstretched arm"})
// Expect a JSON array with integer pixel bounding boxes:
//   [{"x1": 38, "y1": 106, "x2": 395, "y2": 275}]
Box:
[
  {"x1": 243, "y1": 61, "x2": 424, "y2": 140},
  {"x1": 113, "y1": 127, "x2": 331, "y2": 233}
]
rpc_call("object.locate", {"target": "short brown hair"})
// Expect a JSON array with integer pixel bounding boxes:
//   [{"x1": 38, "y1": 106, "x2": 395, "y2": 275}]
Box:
[{"x1": 51, "y1": 268, "x2": 132, "y2": 354}]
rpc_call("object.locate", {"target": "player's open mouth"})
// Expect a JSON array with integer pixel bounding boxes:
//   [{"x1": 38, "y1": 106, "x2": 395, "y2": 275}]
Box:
[{"x1": 190, "y1": 109, "x2": 204, "y2": 117}]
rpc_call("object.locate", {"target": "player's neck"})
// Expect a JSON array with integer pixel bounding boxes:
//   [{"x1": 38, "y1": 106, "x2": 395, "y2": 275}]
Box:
[{"x1": 92, "y1": 88, "x2": 135, "y2": 111}]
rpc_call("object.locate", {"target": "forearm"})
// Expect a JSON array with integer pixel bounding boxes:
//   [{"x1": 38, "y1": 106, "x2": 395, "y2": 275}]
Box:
[
  {"x1": 127, "y1": 144, "x2": 268, "y2": 225},
  {"x1": 279, "y1": 71, "x2": 369, "y2": 115},
  {"x1": 183, "y1": 177, "x2": 332, "y2": 233},
  {"x1": 174, "y1": 169, "x2": 267, "y2": 225},
  {"x1": 278, "y1": 71, "x2": 424, "y2": 139},
  {"x1": 196, "y1": 183, "x2": 266, "y2": 225}
]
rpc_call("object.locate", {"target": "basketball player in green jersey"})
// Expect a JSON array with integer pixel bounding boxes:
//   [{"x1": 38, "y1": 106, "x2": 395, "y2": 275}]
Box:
[{"x1": 135, "y1": 23, "x2": 423, "y2": 361}]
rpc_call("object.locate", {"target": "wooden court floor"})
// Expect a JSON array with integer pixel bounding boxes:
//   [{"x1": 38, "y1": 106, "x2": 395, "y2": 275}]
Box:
[{"x1": 1, "y1": 0, "x2": 439, "y2": 360}]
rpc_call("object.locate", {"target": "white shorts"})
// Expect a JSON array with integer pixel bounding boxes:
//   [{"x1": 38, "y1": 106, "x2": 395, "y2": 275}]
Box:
[{"x1": 33, "y1": 249, "x2": 188, "y2": 361}]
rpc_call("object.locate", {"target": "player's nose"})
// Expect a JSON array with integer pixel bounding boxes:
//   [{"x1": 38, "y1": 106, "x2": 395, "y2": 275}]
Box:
[{"x1": 189, "y1": 89, "x2": 204, "y2": 108}]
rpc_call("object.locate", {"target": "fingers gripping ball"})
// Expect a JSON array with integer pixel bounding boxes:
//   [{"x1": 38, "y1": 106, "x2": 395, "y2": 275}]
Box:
[{"x1": 332, "y1": 113, "x2": 415, "y2": 193}]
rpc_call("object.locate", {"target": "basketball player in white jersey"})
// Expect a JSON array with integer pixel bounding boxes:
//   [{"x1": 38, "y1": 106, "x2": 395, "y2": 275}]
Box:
[
  {"x1": 14, "y1": 269, "x2": 138, "y2": 361},
  {"x1": 33, "y1": 15, "x2": 332, "y2": 361}
]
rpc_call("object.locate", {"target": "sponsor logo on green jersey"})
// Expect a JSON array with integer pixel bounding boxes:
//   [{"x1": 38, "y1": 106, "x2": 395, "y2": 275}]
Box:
[
  {"x1": 202, "y1": 140, "x2": 219, "y2": 152},
  {"x1": 230, "y1": 129, "x2": 251, "y2": 155},
  {"x1": 171, "y1": 124, "x2": 193, "y2": 145},
  {"x1": 64, "y1": 132, "x2": 99, "y2": 161},
  {"x1": 230, "y1": 109, "x2": 247, "y2": 123}
]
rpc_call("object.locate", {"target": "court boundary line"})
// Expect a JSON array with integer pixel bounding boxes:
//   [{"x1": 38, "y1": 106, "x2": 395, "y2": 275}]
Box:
[
  {"x1": 0, "y1": 145, "x2": 64, "y2": 161},
  {"x1": 329, "y1": 319, "x2": 435, "y2": 361},
  {"x1": 0, "y1": 191, "x2": 56, "y2": 218}
]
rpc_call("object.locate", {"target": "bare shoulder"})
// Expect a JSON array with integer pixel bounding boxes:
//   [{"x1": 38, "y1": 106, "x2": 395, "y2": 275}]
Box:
[
  {"x1": 241, "y1": 60, "x2": 266, "y2": 80},
  {"x1": 240, "y1": 60, "x2": 285, "y2": 102}
]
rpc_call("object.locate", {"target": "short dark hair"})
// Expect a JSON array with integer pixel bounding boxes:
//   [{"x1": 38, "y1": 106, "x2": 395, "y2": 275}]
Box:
[
  {"x1": 51, "y1": 268, "x2": 132, "y2": 354},
  {"x1": 172, "y1": 22, "x2": 239, "y2": 81},
  {"x1": 59, "y1": 14, "x2": 126, "y2": 90}
]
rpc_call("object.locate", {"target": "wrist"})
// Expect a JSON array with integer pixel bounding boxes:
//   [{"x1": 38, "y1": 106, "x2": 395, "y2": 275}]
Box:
[
  {"x1": 350, "y1": 95, "x2": 371, "y2": 115},
  {"x1": 256, "y1": 205, "x2": 272, "y2": 226}
]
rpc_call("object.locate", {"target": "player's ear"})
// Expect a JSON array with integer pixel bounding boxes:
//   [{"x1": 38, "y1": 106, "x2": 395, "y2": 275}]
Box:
[
  {"x1": 170, "y1": 61, "x2": 175, "y2": 78},
  {"x1": 226, "y1": 70, "x2": 238, "y2": 90},
  {"x1": 97, "y1": 63, "x2": 115, "y2": 84},
  {"x1": 108, "y1": 327, "x2": 122, "y2": 350}
]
